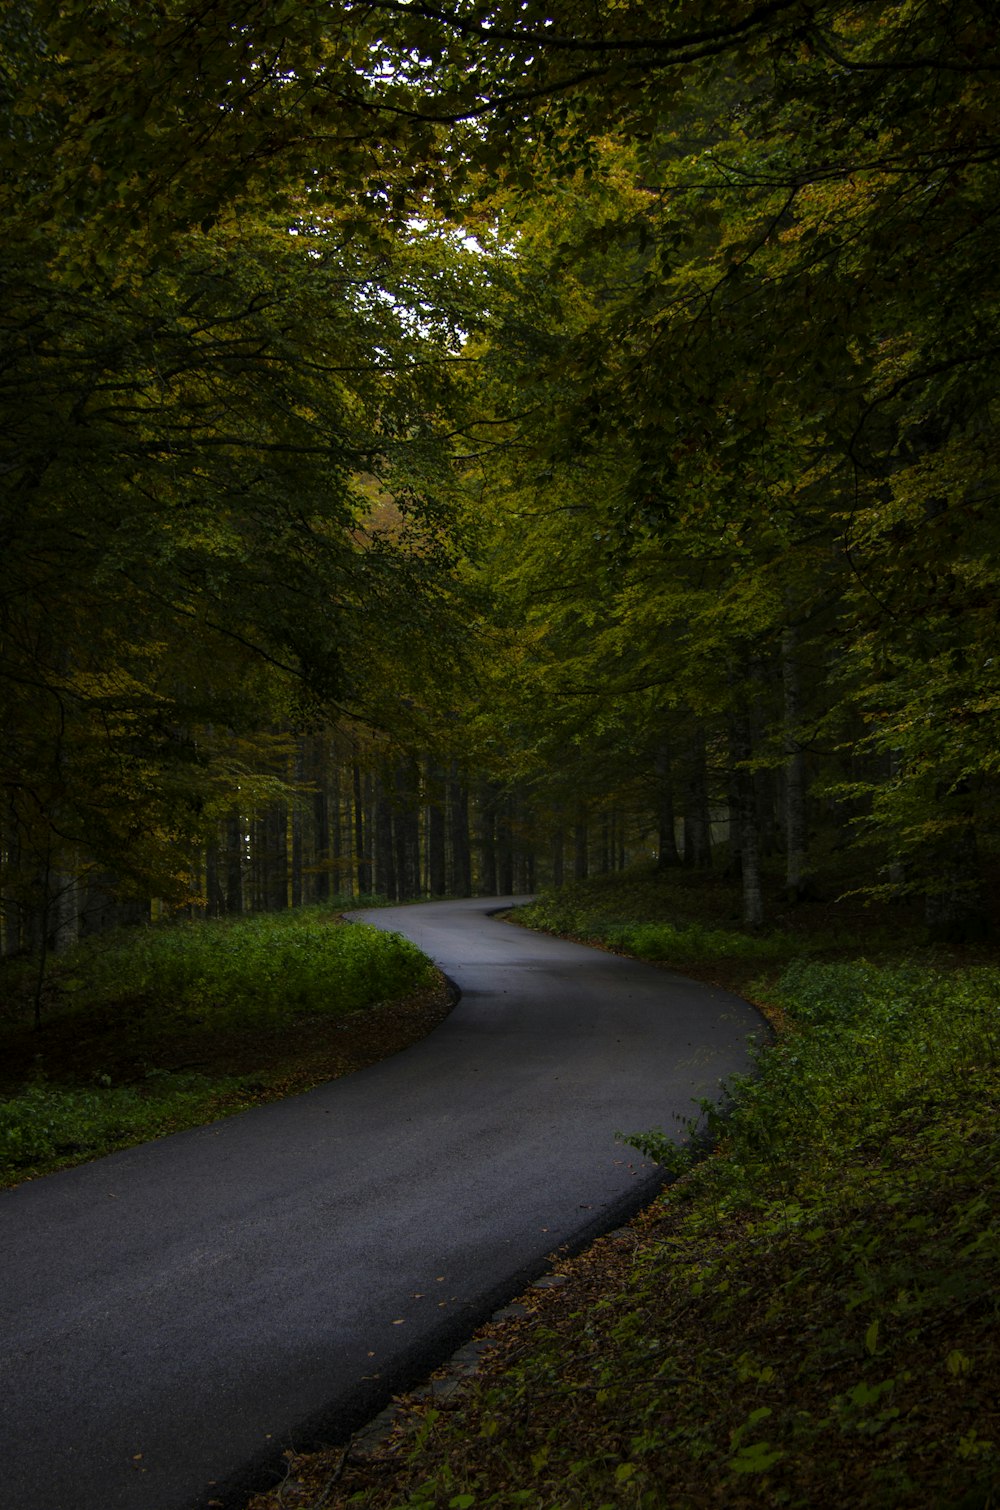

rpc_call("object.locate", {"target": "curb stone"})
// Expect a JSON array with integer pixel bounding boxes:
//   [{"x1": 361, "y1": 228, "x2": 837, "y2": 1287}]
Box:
[
  {"x1": 270, "y1": 1226, "x2": 644, "y2": 1501},
  {"x1": 349, "y1": 1271, "x2": 574, "y2": 1455}
]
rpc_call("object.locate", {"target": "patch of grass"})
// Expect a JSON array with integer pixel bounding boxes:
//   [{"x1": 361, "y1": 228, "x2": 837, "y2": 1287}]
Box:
[
  {"x1": 518, "y1": 881, "x2": 830, "y2": 974},
  {"x1": 0, "y1": 907, "x2": 440, "y2": 1186},
  {"x1": 250, "y1": 879, "x2": 999, "y2": 1510},
  {"x1": 625, "y1": 959, "x2": 1000, "y2": 1185},
  {"x1": 53, "y1": 908, "x2": 429, "y2": 1028},
  {"x1": 0, "y1": 1072, "x2": 261, "y2": 1175},
  {"x1": 514, "y1": 868, "x2": 968, "y2": 1007}
]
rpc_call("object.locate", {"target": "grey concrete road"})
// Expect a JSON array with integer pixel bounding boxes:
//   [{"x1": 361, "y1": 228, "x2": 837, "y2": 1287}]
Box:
[{"x1": 0, "y1": 899, "x2": 766, "y2": 1510}]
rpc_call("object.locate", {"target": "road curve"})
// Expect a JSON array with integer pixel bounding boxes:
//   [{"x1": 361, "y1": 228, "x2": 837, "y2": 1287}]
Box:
[{"x1": 0, "y1": 898, "x2": 765, "y2": 1510}]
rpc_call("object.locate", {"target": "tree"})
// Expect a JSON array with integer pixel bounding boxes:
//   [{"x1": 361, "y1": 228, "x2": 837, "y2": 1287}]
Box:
[
  {"x1": 459, "y1": 0, "x2": 1000, "y2": 928},
  {"x1": 1, "y1": 7, "x2": 483, "y2": 929},
  {"x1": 5, "y1": 0, "x2": 999, "y2": 940}
]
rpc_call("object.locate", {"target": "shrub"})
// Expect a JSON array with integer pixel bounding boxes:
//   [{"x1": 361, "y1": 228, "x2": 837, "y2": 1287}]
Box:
[{"x1": 40, "y1": 914, "x2": 434, "y2": 1031}]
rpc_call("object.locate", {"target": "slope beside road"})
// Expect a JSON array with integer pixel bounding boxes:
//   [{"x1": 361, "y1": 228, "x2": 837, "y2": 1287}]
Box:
[{"x1": 0, "y1": 898, "x2": 765, "y2": 1510}]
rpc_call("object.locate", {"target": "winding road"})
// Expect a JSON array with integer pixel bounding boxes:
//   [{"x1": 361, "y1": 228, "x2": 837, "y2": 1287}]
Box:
[{"x1": 0, "y1": 898, "x2": 765, "y2": 1510}]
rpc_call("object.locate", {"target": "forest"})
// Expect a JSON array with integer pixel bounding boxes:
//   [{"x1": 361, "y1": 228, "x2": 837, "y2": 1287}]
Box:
[
  {"x1": 2, "y1": 6, "x2": 999, "y2": 1507},
  {"x1": 3, "y1": 0, "x2": 998, "y2": 953}
]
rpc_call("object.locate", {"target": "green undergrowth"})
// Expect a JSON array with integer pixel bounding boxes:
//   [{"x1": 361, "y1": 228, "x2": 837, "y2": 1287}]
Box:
[
  {"x1": 0, "y1": 1072, "x2": 259, "y2": 1180},
  {"x1": 517, "y1": 880, "x2": 839, "y2": 970},
  {"x1": 0, "y1": 906, "x2": 435, "y2": 1186},
  {"x1": 308, "y1": 907, "x2": 999, "y2": 1508},
  {"x1": 53, "y1": 907, "x2": 429, "y2": 1027}
]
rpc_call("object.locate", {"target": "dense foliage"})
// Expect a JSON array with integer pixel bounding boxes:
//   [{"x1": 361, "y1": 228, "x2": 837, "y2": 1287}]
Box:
[
  {"x1": 464, "y1": 0, "x2": 1000, "y2": 936},
  {"x1": 5, "y1": 12, "x2": 997, "y2": 1500},
  {"x1": 1, "y1": 0, "x2": 478, "y2": 945},
  {"x1": 3, "y1": 1, "x2": 999, "y2": 949}
]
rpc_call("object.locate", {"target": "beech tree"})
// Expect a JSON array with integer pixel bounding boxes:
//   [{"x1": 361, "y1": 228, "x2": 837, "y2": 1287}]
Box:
[
  {"x1": 3, "y1": 0, "x2": 998, "y2": 938},
  {"x1": 458, "y1": 0, "x2": 1000, "y2": 932},
  {"x1": 1, "y1": 3, "x2": 483, "y2": 935}
]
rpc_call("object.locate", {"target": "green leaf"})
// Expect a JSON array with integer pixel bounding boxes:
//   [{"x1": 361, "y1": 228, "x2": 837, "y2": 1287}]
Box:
[{"x1": 729, "y1": 1442, "x2": 785, "y2": 1475}]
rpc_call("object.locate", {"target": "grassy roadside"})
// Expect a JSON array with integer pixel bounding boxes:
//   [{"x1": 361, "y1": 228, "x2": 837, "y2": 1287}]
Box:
[
  {"x1": 0, "y1": 905, "x2": 447, "y2": 1189},
  {"x1": 245, "y1": 871, "x2": 1000, "y2": 1510}
]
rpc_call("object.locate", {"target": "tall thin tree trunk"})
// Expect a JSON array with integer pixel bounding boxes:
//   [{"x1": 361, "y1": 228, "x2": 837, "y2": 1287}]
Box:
[
  {"x1": 31, "y1": 857, "x2": 52, "y2": 1029},
  {"x1": 598, "y1": 812, "x2": 609, "y2": 875},
  {"x1": 313, "y1": 779, "x2": 330, "y2": 903},
  {"x1": 265, "y1": 803, "x2": 288, "y2": 911},
  {"x1": 447, "y1": 764, "x2": 471, "y2": 896},
  {"x1": 551, "y1": 824, "x2": 565, "y2": 888},
  {"x1": 497, "y1": 793, "x2": 514, "y2": 895},
  {"x1": 477, "y1": 782, "x2": 498, "y2": 895},
  {"x1": 730, "y1": 691, "x2": 764, "y2": 928},
  {"x1": 353, "y1": 764, "x2": 371, "y2": 895},
  {"x1": 573, "y1": 807, "x2": 589, "y2": 881},
  {"x1": 886, "y1": 750, "x2": 906, "y2": 895},
  {"x1": 375, "y1": 773, "x2": 396, "y2": 900},
  {"x1": 328, "y1": 763, "x2": 342, "y2": 899},
  {"x1": 225, "y1": 811, "x2": 244, "y2": 915},
  {"x1": 1, "y1": 798, "x2": 22, "y2": 956},
  {"x1": 204, "y1": 841, "x2": 224, "y2": 917},
  {"x1": 782, "y1": 625, "x2": 812, "y2": 900},
  {"x1": 683, "y1": 729, "x2": 712, "y2": 868},
  {"x1": 656, "y1": 739, "x2": 680, "y2": 868},
  {"x1": 249, "y1": 814, "x2": 264, "y2": 911},
  {"x1": 395, "y1": 758, "x2": 420, "y2": 899},
  {"x1": 286, "y1": 745, "x2": 303, "y2": 910},
  {"x1": 427, "y1": 759, "x2": 446, "y2": 897}
]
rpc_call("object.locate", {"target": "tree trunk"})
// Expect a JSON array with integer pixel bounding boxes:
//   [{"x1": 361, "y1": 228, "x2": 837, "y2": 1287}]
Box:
[
  {"x1": 329, "y1": 763, "x2": 342, "y2": 899},
  {"x1": 426, "y1": 760, "x2": 446, "y2": 897},
  {"x1": 573, "y1": 808, "x2": 588, "y2": 881},
  {"x1": 374, "y1": 773, "x2": 396, "y2": 900},
  {"x1": 204, "y1": 841, "x2": 225, "y2": 918},
  {"x1": 551, "y1": 824, "x2": 565, "y2": 888},
  {"x1": 923, "y1": 782, "x2": 988, "y2": 942},
  {"x1": 0, "y1": 798, "x2": 23, "y2": 956},
  {"x1": 655, "y1": 739, "x2": 681, "y2": 868},
  {"x1": 265, "y1": 803, "x2": 288, "y2": 911},
  {"x1": 683, "y1": 729, "x2": 712, "y2": 868},
  {"x1": 497, "y1": 794, "x2": 514, "y2": 895},
  {"x1": 477, "y1": 782, "x2": 498, "y2": 895},
  {"x1": 730, "y1": 697, "x2": 764, "y2": 928},
  {"x1": 352, "y1": 764, "x2": 371, "y2": 895},
  {"x1": 447, "y1": 764, "x2": 471, "y2": 896},
  {"x1": 782, "y1": 625, "x2": 812, "y2": 900},
  {"x1": 224, "y1": 811, "x2": 244, "y2": 915},
  {"x1": 313, "y1": 780, "x2": 331, "y2": 903},
  {"x1": 395, "y1": 758, "x2": 421, "y2": 899},
  {"x1": 51, "y1": 866, "x2": 80, "y2": 952},
  {"x1": 517, "y1": 845, "x2": 536, "y2": 893}
]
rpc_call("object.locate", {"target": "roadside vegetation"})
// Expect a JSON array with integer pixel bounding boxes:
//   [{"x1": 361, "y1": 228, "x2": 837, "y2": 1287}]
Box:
[
  {"x1": 249, "y1": 870, "x2": 999, "y2": 1510},
  {"x1": 515, "y1": 868, "x2": 910, "y2": 986},
  {"x1": 0, "y1": 905, "x2": 442, "y2": 1188}
]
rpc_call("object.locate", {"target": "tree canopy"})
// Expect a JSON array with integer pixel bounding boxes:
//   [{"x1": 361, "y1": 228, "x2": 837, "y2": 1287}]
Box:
[{"x1": 2, "y1": 0, "x2": 998, "y2": 941}]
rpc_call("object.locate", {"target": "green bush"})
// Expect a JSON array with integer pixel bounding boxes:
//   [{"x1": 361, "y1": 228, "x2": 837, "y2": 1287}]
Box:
[
  {"x1": 0, "y1": 1074, "x2": 248, "y2": 1175},
  {"x1": 50, "y1": 914, "x2": 434, "y2": 1031},
  {"x1": 609, "y1": 919, "x2": 796, "y2": 964},
  {"x1": 626, "y1": 960, "x2": 1000, "y2": 1205},
  {"x1": 0, "y1": 910, "x2": 437, "y2": 1182},
  {"x1": 519, "y1": 891, "x2": 799, "y2": 966}
]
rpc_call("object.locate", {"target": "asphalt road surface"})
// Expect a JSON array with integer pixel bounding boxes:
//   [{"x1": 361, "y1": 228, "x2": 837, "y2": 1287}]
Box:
[{"x1": 1, "y1": 898, "x2": 766, "y2": 1510}]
